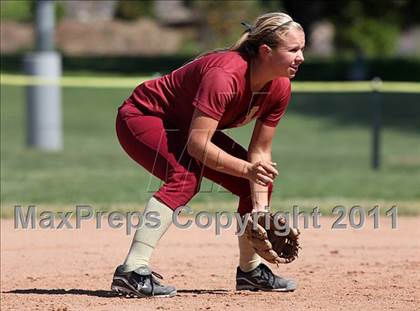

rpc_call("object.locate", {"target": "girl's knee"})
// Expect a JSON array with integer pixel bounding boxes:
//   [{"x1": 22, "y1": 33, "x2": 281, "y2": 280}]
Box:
[{"x1": 156, "y1": 172, "x2": 201, "y2": 209}]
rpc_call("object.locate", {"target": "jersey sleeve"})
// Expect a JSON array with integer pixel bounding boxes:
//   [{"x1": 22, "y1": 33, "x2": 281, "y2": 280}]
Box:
[
  {"x1": 258, "y1": 79, "x2": 291, "y2": 127},
  {"x1": 192, "y1": 67, "x2": 236, "y2": 121}
]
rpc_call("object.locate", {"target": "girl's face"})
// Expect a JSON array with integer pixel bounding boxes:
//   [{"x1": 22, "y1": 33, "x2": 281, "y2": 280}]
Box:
[{"x1": 268, "y1": 29, "x2": 305, "y2": 79}]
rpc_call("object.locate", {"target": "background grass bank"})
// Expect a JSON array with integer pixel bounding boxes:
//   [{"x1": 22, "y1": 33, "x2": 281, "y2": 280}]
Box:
[{"x1": 1, "y1": 80, "x2": 419, "y2": 216}]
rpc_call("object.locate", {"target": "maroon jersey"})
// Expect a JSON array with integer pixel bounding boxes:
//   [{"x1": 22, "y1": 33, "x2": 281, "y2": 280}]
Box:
[{"x1": 128, "y1": 51, "x2": 291, "y2": 133}]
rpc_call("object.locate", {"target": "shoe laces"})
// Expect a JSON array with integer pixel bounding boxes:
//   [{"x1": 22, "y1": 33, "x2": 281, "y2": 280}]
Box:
[
  {"x1": 258, "y1": 264, "x2": 276, "y2": 286},
  {"x1": 135, "y1": 270, "x2": 164, "y2": 295}
]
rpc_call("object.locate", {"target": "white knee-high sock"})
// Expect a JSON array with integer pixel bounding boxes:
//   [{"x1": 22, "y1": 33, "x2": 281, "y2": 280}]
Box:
[
  {"x1": 238, "y1": 223, "x2": 261, "y2": 272},
  {"x1": 122, "y1": 197, "x2": 173, "y2": 272}
]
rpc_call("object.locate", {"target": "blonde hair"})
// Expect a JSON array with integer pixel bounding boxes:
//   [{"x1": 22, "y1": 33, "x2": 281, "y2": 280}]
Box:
[{"x1": 230, "y1": 12, "x2": 304, "y2": 57}]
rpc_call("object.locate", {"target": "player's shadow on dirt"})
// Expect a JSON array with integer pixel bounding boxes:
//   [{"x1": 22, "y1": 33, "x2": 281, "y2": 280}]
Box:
[
  {"x1": 4, "y1": 288, "x2": 230, "y2": 297},
  {"x1": 177, "y1": 289, "x2": 229, "y2": 295},
  {"x1": 4, "y1": 288, "x2": 119, "y2": 298}
]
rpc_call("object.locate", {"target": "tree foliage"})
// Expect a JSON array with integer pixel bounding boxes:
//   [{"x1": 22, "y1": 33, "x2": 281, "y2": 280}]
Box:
[
  {"x1": 115, "y1": 0, "x2": 154, "y2": 20},
  {"x1": 283, "y1": 0, "x2": 420, "y2": 57},
  {"x1": 192, "y1": 0, "x2": 265, "y2": 50},
  {"x1": 1, "y1": 0, "x2": 33, "y2": 22}
]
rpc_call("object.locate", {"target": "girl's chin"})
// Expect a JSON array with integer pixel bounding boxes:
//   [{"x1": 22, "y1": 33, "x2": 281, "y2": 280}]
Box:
[
  {"x1": 288, "y1": 68, "x2": 297, "y2": 78},
  {"x1": 273, "y1": 68, "x2": 296, "y2": 79}
]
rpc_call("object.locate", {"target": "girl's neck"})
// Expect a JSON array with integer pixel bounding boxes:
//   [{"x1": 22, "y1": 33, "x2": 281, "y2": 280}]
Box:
[{"x1": 250, "y1": 57, "x2": 272, "y2": 92}]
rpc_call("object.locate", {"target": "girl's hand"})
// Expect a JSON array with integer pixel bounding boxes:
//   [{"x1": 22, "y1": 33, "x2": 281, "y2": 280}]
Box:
[{"x1": 245, "y1": 161, "x2": 278, "y2": 186}]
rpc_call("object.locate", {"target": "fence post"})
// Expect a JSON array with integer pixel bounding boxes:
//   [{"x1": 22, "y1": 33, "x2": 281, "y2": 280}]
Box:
[
  {"x1": 24, "y1": 0, "x2": 62, "y2": 151},
  {"x1": 371, "y1": 77, "x2": 383, "y2": 170}
]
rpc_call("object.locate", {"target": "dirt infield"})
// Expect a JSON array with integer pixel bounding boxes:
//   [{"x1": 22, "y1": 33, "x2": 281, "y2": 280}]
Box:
[{"x1": 1, "y1": 216, "x2": 419, "y2": 310}]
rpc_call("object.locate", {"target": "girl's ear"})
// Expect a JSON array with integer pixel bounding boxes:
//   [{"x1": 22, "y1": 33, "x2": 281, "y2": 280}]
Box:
[{"x1": 258, "y1": 44, "x2": 272, "y2": 58}]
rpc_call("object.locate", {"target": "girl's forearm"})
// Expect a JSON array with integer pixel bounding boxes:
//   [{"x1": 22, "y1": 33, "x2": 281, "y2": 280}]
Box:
[
  {"x1": 188, "y1": 140, "x2": 251, "y2": 179},
  {"x1": 248, "y1": 151, "x2": 272, "y2": 212}
]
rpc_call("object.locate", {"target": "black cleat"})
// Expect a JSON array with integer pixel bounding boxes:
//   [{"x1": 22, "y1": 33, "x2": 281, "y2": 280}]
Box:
[
  {"x1": 236, "y1": 263, "x2": 297, "y2": 292},
  {"x1": 111, "y1": 265, "x2": 177, "y2": 298}
]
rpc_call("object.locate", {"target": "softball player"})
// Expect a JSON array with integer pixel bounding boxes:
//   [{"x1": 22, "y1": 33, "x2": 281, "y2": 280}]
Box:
[{"x1": 111, "y1": 12, "x2": 305, "y2": 297}]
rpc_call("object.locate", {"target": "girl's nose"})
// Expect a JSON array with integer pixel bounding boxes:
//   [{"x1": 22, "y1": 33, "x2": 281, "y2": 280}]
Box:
[{"x1": 296, "y1": 50, "x2": 304, "y2": 63}]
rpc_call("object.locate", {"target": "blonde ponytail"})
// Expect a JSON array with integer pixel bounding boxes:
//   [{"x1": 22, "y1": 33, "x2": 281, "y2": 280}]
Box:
[
  {"x1": 230, "y1": 32, "x2": 251, "y2": 51},
  {"x1": 192, "y1": 12, "x2": 303, "y2": 61},
  {"x1": 230, "y1": 12, "x2": 303, "y2": 57}
]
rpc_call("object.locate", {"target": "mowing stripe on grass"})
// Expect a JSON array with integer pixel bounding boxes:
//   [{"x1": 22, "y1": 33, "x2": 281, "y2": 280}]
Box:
[{"x1": 1, "y1": 74, "x2": 420, "y2": 93}]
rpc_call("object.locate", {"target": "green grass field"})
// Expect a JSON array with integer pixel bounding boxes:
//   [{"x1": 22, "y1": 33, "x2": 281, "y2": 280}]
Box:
[{"x1": 1, "y1": 81, "x2": 419, "y2": 217}]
